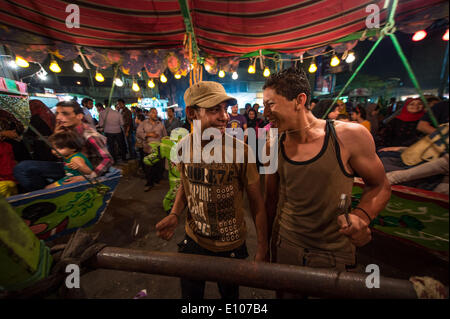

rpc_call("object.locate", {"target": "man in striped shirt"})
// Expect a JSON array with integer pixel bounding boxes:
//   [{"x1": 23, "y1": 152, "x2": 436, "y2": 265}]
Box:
[{"x1": 14, "y1": 101, "x2": 113, "y2": 192}]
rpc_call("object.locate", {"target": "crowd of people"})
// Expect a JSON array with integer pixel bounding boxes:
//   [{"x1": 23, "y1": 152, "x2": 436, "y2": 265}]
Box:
[
  {"x1": 0, "y1": 68, "x2": 448, "y2": 300},
  {"x1": 0, "y1": 84, "x2": 448, "y2": 199}
]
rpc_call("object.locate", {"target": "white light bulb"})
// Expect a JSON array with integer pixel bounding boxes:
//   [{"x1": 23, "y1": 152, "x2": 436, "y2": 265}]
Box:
[
  {"x1": 345, "y1": 52, "x2": 355, "y2": 63},
  {"x1": 114, "y1": 78, "x2": 123, "y2": 87},
  {"x1": 73, "y1": 62, "x2": 83, "y2": 73},
  {"x1": 232, "y1": 72, "x2": 238, "y2": 80}
]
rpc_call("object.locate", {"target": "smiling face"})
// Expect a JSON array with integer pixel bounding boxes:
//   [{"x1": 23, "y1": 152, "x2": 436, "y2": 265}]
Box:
[
  {"x1": 406, "y1": 99, "x2": 424, "y2": 113},
  {"x1": 55, "y1": 106, "x2": 84, "y2": 128},
  {"x1": 263, "y1": 87, "x2": 305, "y2": 132},
  {"x1": 190, "y1": 101, "x2": 229, "y2": 135}
]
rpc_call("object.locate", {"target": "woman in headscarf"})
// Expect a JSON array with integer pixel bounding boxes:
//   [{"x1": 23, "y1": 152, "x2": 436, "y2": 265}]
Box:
[{"x1": 376, "y1": 98, "x2": 425, "y2": 150}]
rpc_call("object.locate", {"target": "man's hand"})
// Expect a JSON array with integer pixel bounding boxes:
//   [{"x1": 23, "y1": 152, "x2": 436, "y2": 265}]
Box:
[
  {"x1": 62, "y1": 175, "x2": 85, "y2": 184},
  {"x1": 337, "y1": 212, "x2": 372, "y2": 247},
  {"x1": 156, "y1": 214, "x2": 178, "y2": 240}
]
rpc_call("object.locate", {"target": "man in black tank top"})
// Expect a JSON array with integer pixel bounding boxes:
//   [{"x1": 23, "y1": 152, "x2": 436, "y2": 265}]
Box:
[{"x1": 262, "y1": 68, "x2": 391, "y2": 298}]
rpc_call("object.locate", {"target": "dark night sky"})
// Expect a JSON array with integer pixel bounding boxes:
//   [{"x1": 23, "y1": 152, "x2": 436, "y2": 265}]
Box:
[{"x1": 351, "y1": 27, "x2": 448, "y2": 90}]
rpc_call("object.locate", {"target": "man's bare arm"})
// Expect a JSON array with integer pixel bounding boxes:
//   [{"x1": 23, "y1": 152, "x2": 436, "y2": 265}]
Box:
[
  {"x1": 339, "y1": 124, "x2": 391, "y2": 247},
  {"x1": 264, "y1": 172, "x2": 279, "y2": 241},
  {"x1": 348, "y1": 126, "x2": 391, "y2": 221},
  {"x1": 156, "y1": 183, "x2": 187, "y2": 240},
  {"x1": 246, "y1": 179, "x2": 268, "y2": 262}
]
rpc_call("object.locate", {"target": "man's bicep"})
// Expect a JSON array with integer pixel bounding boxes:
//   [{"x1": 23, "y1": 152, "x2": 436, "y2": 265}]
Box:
[{"x1": 349, "y1": 132, "x2": 386, "y2": 186}]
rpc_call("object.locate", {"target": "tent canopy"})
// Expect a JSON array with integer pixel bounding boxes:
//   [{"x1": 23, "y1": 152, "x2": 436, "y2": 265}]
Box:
[{"x1": 0, "y1": 0, "x2": 446, "y2": 57}]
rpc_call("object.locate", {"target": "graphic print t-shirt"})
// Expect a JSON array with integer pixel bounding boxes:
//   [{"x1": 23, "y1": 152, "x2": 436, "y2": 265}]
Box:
[{"x1": 178, "y1": 133, "x2": 259, "y2": 252}]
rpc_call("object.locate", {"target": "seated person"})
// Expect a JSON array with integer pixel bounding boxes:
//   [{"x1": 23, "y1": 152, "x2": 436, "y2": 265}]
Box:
[
  {"x1": 14, "y1": 101, "x2": 113, "y2": 192},
  {"x1": 379, "y1": 123, "x2": 448, "y2": 191},
  {"x1": 45, "y1": 131, "x2": 93, "y2": 189},
  {"x1": 0, "y1": 119, "x2": 17, "y2": 197},
  {"x1": 376, "y1": 98, "x2": 425, "y2": 150},
  {"x1": 387, "y1": 154, "x2": 448, "y2": 194}
]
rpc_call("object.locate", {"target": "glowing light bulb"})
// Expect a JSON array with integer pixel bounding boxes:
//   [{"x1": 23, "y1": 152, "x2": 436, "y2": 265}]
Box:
[
  {"x1": 148, "y1": 79, "x2": 155, "y2": 88},
  {"x1": 345, "y1": 51, "x2": 355, "y2": 63},
  {"x1": 49, "y1": 60, "x2": 61, "y2": 73},
  {"x1": 263, "y1": 67, "x2": 270, "y2": 77},
  {"x1": 15, "y1": 56, "x2": 29, "y2": 68},
  {"x1": 308, "y1": 62, "x2": 317, "y2": 73},
  {"x1": 73, "y1": 62, "x2": 83, "y2": 73},
  {"x1": 248, "y1": 64, "x2": 255, "y2": 74},
  {"x1": 218, "y1": 70, "x2": 225, "y2": 78},
  {"x1": 330, "y1": 55, "x2": 340, "y2": 67},
  {"x1": 232, "y1": 72, "x2": 238, "y2": 80},
  {"x1": 76, "y1": 81, "x2": 81, "y2": 85},
  {"x1": 412, "y1": 30, "x2": 427, "y2": 42},
  {"x1": 160, "y1": 74, "x2": 168, "y2": 83},
  {"x1": 95, "y1": 72, "x2": 104, "y2": 82},
  {"x1": 174, "y1": 73, "x2": 182, "y2": 79},
  {"x1": 114, "y1": 78, "x2": 123, "y2": 87},
  {"x1": 205, "y1": 64, "x2": 211, "y2": 72},
  {"x1": 132, "y1": 82, "x2": 140, "y2": 92},
  {"x1": 443, "y1": 29, "x2": 449, "y2": 41}
]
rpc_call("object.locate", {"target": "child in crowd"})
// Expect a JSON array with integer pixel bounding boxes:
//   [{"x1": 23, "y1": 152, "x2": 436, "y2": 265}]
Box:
[
  {"x1": 0, "y1": 119, "x2": 17, "y2": 197},
  {"x1": 45, "y1": 130, "x2": 94, "y2": 188}
]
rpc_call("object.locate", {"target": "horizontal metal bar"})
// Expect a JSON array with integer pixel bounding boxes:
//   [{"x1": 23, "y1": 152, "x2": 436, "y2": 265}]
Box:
[{"x1": 92, "y1": 247, "x2": 420, "y2": 299}]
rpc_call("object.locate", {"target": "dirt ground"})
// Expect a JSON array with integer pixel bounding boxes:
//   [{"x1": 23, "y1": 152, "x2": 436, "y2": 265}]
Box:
[{"x1": 78, "y1": 161, "x2": 276, "y2": 299}]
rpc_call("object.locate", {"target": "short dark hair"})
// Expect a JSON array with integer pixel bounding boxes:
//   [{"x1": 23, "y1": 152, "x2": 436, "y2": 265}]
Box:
[
  {"x1": 263, "y1": 67, "x2": 311, "y2": 109},
  {"x1": 56, "y1": 100, "x2": 83, "y2": 115},
  {"x1": 81, "y1": 98, "x2": 93, "y2": 107},
  {"x1": 311, "y1": 98, "x2": 319, "y2": 104},
  {"x1": 48, "y1": 130, "x2": 84, "y2": 151},
  {"x1": 311, "y1": 99, "x2": 334, "y2": 119},
  {"x1": 117, "y1": 99, "x2": 125, "y2": 104},
  {"x1": 137, "y1": 114, "x2": 146, "y2": 122},
  {"x1": 356, "y1": 106, "x2": 367, "y2": 120},
  {"x1": 245, "y1": 103, "x2": 252, "y2": 109}
]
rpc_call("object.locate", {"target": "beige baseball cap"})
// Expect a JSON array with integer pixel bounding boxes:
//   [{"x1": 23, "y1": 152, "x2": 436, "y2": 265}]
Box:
[{"x1": 184, "y1": 81, "x2": 237, "y2": 108}]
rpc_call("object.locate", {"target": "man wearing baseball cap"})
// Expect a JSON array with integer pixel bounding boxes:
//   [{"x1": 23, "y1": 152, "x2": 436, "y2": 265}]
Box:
[{"x1": 156, "y1": 81, "x2": 268, "y2": 299}]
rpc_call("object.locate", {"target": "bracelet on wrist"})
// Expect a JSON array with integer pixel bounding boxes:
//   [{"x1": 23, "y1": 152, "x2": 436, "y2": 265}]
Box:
[
  {"x1": 353, "y1": 207, "x2": 372, "y2": 223},
  {"x1": 169, "y1": 212, "x2": 180, "y2": 220}
]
